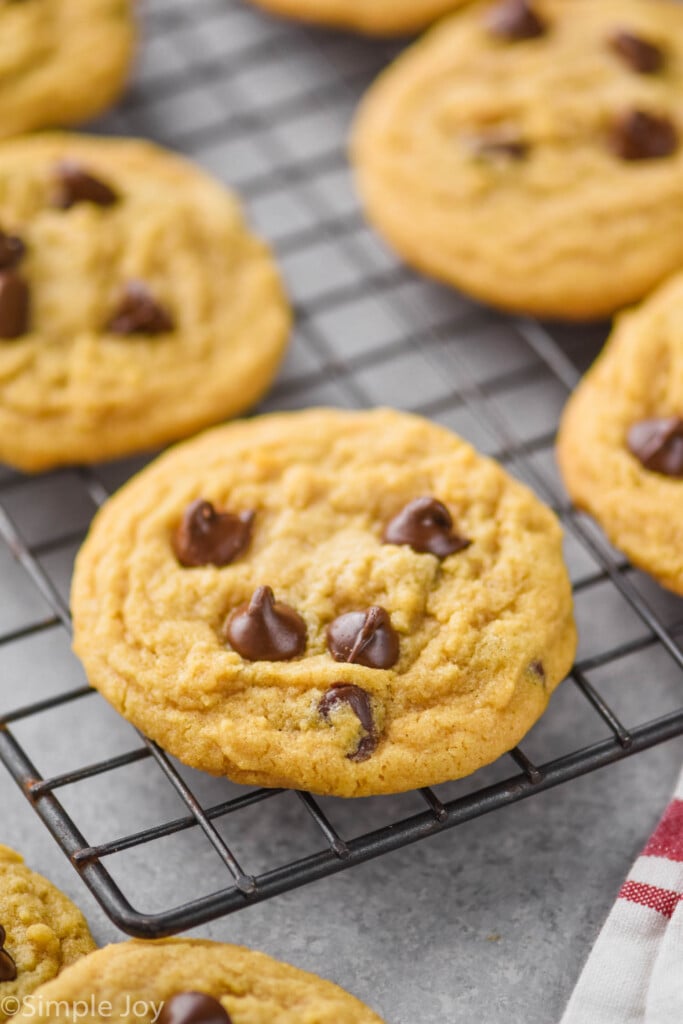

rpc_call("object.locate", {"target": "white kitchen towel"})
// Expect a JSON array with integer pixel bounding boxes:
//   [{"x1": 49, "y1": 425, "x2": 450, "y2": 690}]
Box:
[{"x1": 561, "y1": 769, "x2": 683, "y2": 1024}]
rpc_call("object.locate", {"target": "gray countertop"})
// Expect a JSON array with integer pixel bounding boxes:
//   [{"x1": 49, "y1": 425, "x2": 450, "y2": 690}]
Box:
[
  {"x1": 2, "y1": 0, "x2": 683, "y2": 1021},
  {"x1": 3, "y1": 739, "x2": 683, "y2": 1023}
]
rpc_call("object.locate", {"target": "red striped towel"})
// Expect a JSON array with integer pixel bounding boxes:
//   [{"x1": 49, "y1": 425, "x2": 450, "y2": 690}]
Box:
[{"x1": 561, "y1": 771, "x2": 683, "y2": 1023}]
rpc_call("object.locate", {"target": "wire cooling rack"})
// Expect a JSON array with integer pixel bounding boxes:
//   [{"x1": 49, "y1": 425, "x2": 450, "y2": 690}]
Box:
[{"x1": 1, "y1": 0, "x2": 682, "y2": 938}]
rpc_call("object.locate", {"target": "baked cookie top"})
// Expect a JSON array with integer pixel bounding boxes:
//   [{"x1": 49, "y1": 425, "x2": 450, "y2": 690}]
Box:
[
  {"x1": 10, "y1": 939, "x2": 385, "y2": 1024},
  {"x1": 72, "y1": 408, "x2": 577, "y2": 797},
  {"x1": 0, "y1": 0, "x2": 134, "y2": 139},
  {"x1": 352, "y1": 0, "x2": 683, "y2": 320},
  {"x1": 0, "y1": 134, "x2": 290, "y2": 472},
  {"x1": 248, "y1": 0, "x2": 467, "y2": 36},
  {"x1": 557, "y1": 272, "x2": 683, "y2": 595},
  {"x1": 0, "y1": 845, "x2": 96, "y2": 1022}
]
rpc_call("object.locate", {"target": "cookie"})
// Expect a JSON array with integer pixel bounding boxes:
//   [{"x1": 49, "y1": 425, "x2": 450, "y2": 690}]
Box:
[
  {"x1": 71, "y1": 408, "x2": 577, "y2": 798},
  {"x1": 248, "y1": 0, "x2": 467, "y2": 36},
  {"x1": 557, "y1": 272, "x2": 683, "y2": 595},
  {"x1": 0, "y1": 845, "x2": 96, "y2": 1021},
  {"x1": 0, "y1": 133, "x2": 290, "y2": 472},
  {"x1": 0, "y1": 0, "x2": 134, "y2": 139},
  {"x1": 352, "y1": 0, "x2": 683, "y2": 320},
  {"x1": 11, "y1": 939, "x2": 385, "y2": 1024}
]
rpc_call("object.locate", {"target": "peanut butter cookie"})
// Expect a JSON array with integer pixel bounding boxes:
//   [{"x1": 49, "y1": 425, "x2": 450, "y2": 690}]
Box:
[
  {"x1": 557, "y1": 271, "x2": 683, "y2": 594},
  {"x1": 248, "y1": 0, "x2": 468, "y2": 36},
  {"x1": 72, "y1": 408, "x2": 577, "y2": 797},
  {"x1": 11, "y1": 940, "x2": 384, "y2": 1024},
  {"x1": 0, "y1": 0, "x2": 134, "y2": 139},
  {"x1": 353, "y1": 0, "x2": 683, "y2": 319},
  {"x1": 0, "y1": 846, "x2": 95, "y2": 1022},
  {"x1": 0, "y1": 134, "x2": 290, "y2": 471}
]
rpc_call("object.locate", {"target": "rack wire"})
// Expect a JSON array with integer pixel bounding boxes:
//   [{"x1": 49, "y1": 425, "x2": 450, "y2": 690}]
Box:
[{"x1": 1, "y1": 0, "x2": 682, "y2": 938}]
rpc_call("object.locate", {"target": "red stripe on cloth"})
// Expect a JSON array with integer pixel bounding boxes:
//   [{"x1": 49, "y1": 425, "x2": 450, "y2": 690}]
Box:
[
  {"x1": 619, "y1": 881, "x2": 683, "y2": 919},
  {"x1": 643, "y1": 799, "x2": 683, "y2": 863}
]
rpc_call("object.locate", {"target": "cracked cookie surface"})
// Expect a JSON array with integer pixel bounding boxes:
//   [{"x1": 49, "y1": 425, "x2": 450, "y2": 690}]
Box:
[
  {"x1": 0, "y1": 134, "x2": 290, "y2": 471},
  {"x1": 0, "y1": 0, "x2": 134, "y2": 139},
  {"x1": 352, "y1": 0, "x2": 683, "y2": 319},
  {"x1": 248, "y1": 0, "x2": 468, "y2": 36},
  {"x1": 0, "y1": 846, "x2": 95, "y2": 1021},
  {"x1": 11, "y1": 939, "x2": 385, "y2": 1024},
  {"x1": 72, "y1": 409, "x2": 576, "y2": 797},
  {"x1": 557, "y1": 272, "x2": 683, "y2": 595}
]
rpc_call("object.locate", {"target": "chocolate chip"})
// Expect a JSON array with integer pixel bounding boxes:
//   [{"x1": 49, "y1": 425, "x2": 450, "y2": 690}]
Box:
[
  {"x1": 609, "y1": 109, "x2": 678, "y2": 160},
  {"x1": 469, "y1": 135, "x2": 529, "y2": 161},
  {"x1": 0, "y1": 230, "x2": 25, "y2": 270},
  {"x1": 0, "y1": 271, "x2": 30, "y2": 339},
  {"x1": 173, "y1": 500, "x2": 255, "y2": 568},
  {"x1": 327, "y1": 606, "x2": 399, "y2": 670},
  {"x1": 107, "y1": 281, "x2": 174, "y2": 335},
  {"x1": 610, "y1": 30, "x2": 664, "y2": 74},
  {"x1": 383, "y1": 497, "x2": 471, "y2": 558},
  {"x1": 224, "y1": 586, "x2": 307, "y2": 661},
  {"x1": 530, "y1": 660, "x2": 545, "y2": 681},
  {"x1": 0, "y1": 925, "x2": 17, "y2": 983},
  {"x1": 487, "y1": 0, "x2": 546, "y2": 40},
  {"x1": 627, "y1": 416, "x2": 683, "y2": 478},
  {"x1": 319, "y1": 683, "x2": 378, "y2": 762},
  {"x1": 158, "y1": 994, "x2": 232, "y2": 1024},
  {"x1": 52, "y1": 161, "x2": 119, "y2": 209},
  {"x1": 0, "y1": 950, "x2": 16, "y2": 983}
]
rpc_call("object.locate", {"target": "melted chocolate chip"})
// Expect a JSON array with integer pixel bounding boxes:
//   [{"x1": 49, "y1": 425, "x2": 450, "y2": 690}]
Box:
[
  {"x1": 327, "y1": 606, "x2": 399, "y2": 670},
  {"x1": 609, "y1": 109, "x2": 678, "y2": 161},
  {"x1": 107, "y1": 281, "x2": 174, "y2": 335},
  {"x1": 224, "y1": 586, "x2": 307, "y2": 661},
  {"x1": 487, "y1": 0, "x2": 546, "y2": 40},
  {"x1": 0, "y1": 271, "x2": 30, "y2": 339},
  {"x1": 383, "y1": 498, "x2": 471, "y2": 558},
  {"x1": 0, "y1": 925, "x2": 17, "y2": 983},
  {"x1": 319, "y1": 683, "x2": 378, "y2": 762},
  {"x1": 158, "y1": 994, "x2": 232, "y2": 1024},
  {"x1": 0, "y1": 950, "x2": 15, "y2": 983},
  {"x1": 173, "y1": 500, "x2": 254, "y2": 568},
  {"x1": 52, "y1": 161, "x2": 119, "y2": 209},
  {"x1": 610, "y1": 30, "x2": 664, "y2": 74},
  {"x1": 0, "y1": 230, "x2": 25, "y2": 270},
  {"x1": 470, "y1": 135, "x2": 529, "y2": 161},
  {"x1": 627, "y1": 416, "x2": 683, "y2": 478}
]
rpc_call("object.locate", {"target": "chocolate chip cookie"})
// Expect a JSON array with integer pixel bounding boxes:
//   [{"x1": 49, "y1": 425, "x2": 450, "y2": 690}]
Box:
[
  {"x1": 72, "y1": 408, "x2": 577, "y2": 797},
  {"x1": 0, "y1": 846, "x2": 95, "y2": 1021},
  {"x1": 352, "y1": 0, "x2": 683, "y2": 319},
  {"x1": 248, "y1": 0, "x2": 467, "y2": 36},
  {"x1": 0, "y1": 0, "x2": 134, "y2": 139},
  {"x1": 557, "y1": 272, "x2": 683, "y2": 595},
  {"x1": 10, "y1": 939, "x2": 384, "y2": 1024},
  {"x1": 0, "y1": 134, "x2": 290, "y2": 471}
]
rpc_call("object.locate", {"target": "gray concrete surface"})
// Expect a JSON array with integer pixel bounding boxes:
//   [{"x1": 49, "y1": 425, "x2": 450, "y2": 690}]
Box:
[
  {"x1": 2, "y1": 740, "x2": 682, "y2": 1023},
  {"x1": 1, "y1": 2, "x2": 683, "y2": 1022}
]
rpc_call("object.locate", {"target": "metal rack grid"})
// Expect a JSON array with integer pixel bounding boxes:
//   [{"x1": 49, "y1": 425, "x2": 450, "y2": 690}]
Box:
[{"x1": 1, "y1": 0, "x2": 682, "y2": 938}]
